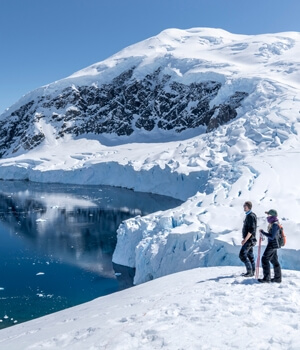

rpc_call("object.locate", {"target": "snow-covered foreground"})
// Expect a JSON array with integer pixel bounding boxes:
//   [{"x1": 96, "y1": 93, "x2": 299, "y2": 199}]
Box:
[{"x1": 0, "y1": 266, "x2": 299, "y2": 350}]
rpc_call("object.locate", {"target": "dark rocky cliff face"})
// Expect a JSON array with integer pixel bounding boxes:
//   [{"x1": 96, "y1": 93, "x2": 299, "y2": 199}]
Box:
[{"x1": 0, "y1": 67, "x2": 248, "y2": 158}]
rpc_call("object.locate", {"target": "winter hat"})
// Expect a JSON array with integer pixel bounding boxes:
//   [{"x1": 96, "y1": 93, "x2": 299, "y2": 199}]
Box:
[{"x1": 265, "y1": 209, "x2": 278, "y2": 217}]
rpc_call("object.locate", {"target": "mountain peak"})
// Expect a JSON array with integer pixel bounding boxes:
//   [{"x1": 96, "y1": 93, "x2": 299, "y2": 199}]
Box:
[
  {"x1": 66, "y1": 27, "x2": 299, "y2": 89},
  {"x1": 0, "y1": 28, "x2": 299, "y2": 157}
]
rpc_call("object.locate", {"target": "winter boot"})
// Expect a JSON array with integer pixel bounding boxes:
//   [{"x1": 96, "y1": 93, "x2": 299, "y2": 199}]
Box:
[
  {"x1": 242, "y1": 261, "x2": 254, "y2": 277},
  {"x1": 258, "y1": 278, "x2": 270, "y2": 283},
  {"x1": 243, "y1": 270, "x2": 254, "y2": 277},
  {"x1": 271, "y1": 278, "x2": 281, "y2": 283}
]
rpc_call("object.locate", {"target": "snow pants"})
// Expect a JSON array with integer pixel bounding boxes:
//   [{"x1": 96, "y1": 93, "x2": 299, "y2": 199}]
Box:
[
  {"x1": 261, "y1": 244, "x2": 281, "y2": 281},
  {"x1": 239, "y1": 241, "x2": 255, "y2": 272}
]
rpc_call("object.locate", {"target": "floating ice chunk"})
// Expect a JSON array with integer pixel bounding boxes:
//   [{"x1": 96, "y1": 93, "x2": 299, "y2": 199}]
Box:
[
  {"x1": 0, "y1": 287, "x2": 4, "y2": 291},
  {"x1": 36, "y1": 218, "x2": 47, "y2": 222},
  {"x1": 36, "y1": 272, "x2": 45, "y2": 276}
]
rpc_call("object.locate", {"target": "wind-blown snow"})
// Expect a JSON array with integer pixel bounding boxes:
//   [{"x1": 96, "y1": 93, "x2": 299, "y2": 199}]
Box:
[{"x1": 1, "y1": 267, "x2": 300, "y2": 350}]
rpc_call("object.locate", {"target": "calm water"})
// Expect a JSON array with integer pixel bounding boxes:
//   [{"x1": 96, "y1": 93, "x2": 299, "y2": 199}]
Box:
[{"x1": 0, "y1": 181, "x2": 181, "y2": 329}]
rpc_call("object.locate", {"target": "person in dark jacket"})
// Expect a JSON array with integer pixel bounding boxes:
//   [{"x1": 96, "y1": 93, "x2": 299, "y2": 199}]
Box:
[
  {"x1": 258, "y1": 209, "x2": 282, "y2": 283},
  {"x1": 239, "y1": 201, "x2": 257, "y2": 277}
]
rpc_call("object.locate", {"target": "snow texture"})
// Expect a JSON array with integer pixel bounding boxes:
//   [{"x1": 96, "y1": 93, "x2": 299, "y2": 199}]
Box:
[{"x1": 1, "y1": 267, "x2": 300, "y2": 350}]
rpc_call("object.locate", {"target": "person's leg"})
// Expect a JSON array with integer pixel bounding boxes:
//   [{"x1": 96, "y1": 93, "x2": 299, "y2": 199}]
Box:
[
  {"x1": 260, "y1": 244, "x2": 275, "y2": 281},
  {"x1": 247, "y1": 246, "x2": 255, "y2": 272},
  {"x1": 270, "y1": 250, "x2": 282, "y2": 282},
  {"x1": 239, "y1": 242, "x2": 254, "y2": 276}
]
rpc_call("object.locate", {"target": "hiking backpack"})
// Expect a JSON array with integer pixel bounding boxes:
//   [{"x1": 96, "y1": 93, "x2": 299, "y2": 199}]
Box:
[{"x1": 277, "y1": 223, "x2": 286, "y2": 247}]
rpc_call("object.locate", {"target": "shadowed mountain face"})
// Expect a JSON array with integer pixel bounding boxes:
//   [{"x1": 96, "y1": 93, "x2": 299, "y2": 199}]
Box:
[{"x1": 0, "y1": 67, "x2": 248, "y2": 157}]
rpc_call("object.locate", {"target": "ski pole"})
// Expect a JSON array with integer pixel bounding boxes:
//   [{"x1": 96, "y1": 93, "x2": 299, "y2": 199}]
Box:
[{"x1": 255, "y1": 233, "x2": 262, "y2": 279}]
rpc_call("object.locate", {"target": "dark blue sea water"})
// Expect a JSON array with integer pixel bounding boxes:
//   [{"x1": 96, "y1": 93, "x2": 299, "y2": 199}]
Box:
[{"x1": 0, "y1": 181, "x2": 181, "y2": 329}]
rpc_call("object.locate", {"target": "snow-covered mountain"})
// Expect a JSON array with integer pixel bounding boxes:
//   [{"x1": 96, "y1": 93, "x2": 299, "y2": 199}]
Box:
[
  {"x1": 1, "y1": 27, "x2": 299, "y2": 156},
  {"x1": 0, "y1": 28, "x2": 300, "y2": 285}
]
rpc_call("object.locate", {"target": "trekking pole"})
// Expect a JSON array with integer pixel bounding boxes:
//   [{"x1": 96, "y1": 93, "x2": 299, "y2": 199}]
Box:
[{"x1": 255, "y1": 233, "x2": 263, "y2": 279}]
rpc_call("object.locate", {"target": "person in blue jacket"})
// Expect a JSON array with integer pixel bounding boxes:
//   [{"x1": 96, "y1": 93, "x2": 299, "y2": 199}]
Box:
[{"x1": 258, "y1": 209, "x2": 282, "y2": 283}]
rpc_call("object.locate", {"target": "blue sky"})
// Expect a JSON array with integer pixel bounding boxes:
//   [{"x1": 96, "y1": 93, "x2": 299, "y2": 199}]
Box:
[{"x1": 0, "y1": 0, "x2": 299, "y2": 114}]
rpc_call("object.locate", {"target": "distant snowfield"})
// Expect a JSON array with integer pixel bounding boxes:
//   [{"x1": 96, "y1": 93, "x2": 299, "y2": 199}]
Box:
[{"x1": 1, "y1": 266, "x2": 300, "y2": 350}]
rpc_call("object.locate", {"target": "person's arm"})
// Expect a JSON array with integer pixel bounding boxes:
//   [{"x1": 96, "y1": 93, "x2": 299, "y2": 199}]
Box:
[
  {"x1": 241, "y1": 232, "x2": 252, "y2": 245},
  {"x1": 260, "y1": 226, "x2": 278, "y2": 239},
  {"x1": 242, "y1": 214, "x2": 255, "y2": 245},
  {"x1": 248, "y1": 214, "x2": 256, "y2": 236},
  {"x1": 259, "y1": 228, "x2": 268, "y2": 237},
  {"x1": 270, "y1": 223, "x2": 279, "y2": 239}
]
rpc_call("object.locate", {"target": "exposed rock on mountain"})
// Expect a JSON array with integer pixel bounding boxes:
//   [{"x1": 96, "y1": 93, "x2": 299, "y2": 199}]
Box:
[{"x1": 0, "y1": 66, "x2": 248, "y2": 157}]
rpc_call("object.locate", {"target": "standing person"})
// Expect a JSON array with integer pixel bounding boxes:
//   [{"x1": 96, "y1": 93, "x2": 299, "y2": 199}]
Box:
[
  {"x1": 239, "y1": 201, "x2": 257, "y2": 277},
  {"x1": 258, "y1": 209, "x2": 282, "y2": 283}
]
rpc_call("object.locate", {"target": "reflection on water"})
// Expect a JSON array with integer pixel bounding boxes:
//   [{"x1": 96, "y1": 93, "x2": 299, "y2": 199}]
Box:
[{"x1": 0, "y1": 181, "x2": 181, "y2": 329}]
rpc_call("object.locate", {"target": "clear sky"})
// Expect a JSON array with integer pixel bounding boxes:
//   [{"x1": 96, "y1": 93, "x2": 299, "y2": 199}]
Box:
[{"x1": 0, "y1": 0, "x2": 299, "y2": 114}]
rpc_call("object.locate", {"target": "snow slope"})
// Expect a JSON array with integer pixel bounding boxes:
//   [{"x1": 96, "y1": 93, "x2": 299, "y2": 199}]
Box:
[
  {"x1": 1, "y1": 266, "x2": 300, "y2": 350},
  {"x1": 0, "y1": 28, "x2": 300, "y2": 285},
  {"x1": 66, "y1": 27, "x2": 300, "y2": 90}
]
